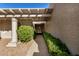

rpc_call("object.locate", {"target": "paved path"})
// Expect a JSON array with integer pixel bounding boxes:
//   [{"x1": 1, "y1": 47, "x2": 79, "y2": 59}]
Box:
[
  {"x1": 33, "y1": 35, "x2": 49, "y2": 56},
  {"x1": 0, "y1": 39, "x2": 39, "y2": 56}
]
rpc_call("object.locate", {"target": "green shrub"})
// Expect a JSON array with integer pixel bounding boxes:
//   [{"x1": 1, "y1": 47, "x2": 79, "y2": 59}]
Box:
[
  {"x1": 33, "y1": 31, "x2": 37, "y2": 39},
  {"x1": 17, "y1": 25, "x2": 34, "y2": 43},
  {"x1": 43, "y1": 32, "x2": 71, "y2": 56}
]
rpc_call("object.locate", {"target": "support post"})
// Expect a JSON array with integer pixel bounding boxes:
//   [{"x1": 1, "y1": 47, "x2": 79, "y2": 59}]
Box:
[{"x1": 6, "y1": 18, "x2": 17, "y2": 47}]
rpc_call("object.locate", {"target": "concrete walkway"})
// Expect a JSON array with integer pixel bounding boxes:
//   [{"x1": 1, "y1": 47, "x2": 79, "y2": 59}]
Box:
[
  {"x1": 33, "y1": 35, "x2": 49, "y2": 56},
  {"x1": 0, "y1": 39, "x2": 39, "y2": 56}
]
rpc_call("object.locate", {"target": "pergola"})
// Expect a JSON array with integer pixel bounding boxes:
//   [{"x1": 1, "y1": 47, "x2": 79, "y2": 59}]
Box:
[
  {"x1": 0, "y1": 8, "x2": 52, "y2": 17},
  {"x1": 0, "y1": 8, "x2": 53, "y2": 47}
]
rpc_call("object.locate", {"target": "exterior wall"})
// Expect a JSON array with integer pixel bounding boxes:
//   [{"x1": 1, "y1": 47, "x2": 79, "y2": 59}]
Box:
[
  {"x1": 46, "y1": 3, "x2": 79, "y2": 55},
  {"x1": 48, "y1": 3, "x2": 54, "y2": 8},
  {"x1": 18, "y1": 18, "x2": 32, "y2": 26},
  {"x1": 0, "y1": 19, "x2": 11, "y2": 39},
  {"x1": 1, "y1": 31, "x2": 11, "y2": 39}
]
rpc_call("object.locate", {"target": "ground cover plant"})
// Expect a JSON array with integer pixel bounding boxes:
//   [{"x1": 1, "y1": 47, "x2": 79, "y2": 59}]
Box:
[{"x1": 43, "y1": 32, "x2": 71, "y2": 56}]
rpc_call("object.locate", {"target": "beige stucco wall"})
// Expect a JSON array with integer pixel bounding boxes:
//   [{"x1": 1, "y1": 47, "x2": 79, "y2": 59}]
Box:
[
  {"x1": 0, "y1": 19, "x2": 12, "y2": 39},
  {"x1": 48, "y1": 3, "x2": 54, "y2": 8},
  {"x1": 0, "y1": 31, "x2": 11, "y2": 39},
  {"x1": 18, "y1": 18, "x2": 32, "y2": 26},
  {"x1": 46, "y1": 3, "x2": 79, "y2": 55}
]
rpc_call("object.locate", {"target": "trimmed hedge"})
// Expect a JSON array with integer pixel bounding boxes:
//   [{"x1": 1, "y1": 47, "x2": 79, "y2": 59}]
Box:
[
  {"x1": 43, "y1": 32, "x2": 71, "y2": 56},
  {"x1": 17, "y1": 26, "x2": 34, "y2": 43}
]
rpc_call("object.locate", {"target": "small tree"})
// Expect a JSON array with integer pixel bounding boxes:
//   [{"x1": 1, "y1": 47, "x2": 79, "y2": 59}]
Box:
[{"x1": 17, "y1": 25, "x2": 34, "y2": 43}]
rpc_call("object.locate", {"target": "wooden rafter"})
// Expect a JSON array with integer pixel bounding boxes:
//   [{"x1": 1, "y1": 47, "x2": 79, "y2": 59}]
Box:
[{"x1": 0, "y1": 9, "x2": 53, "y2": 17}]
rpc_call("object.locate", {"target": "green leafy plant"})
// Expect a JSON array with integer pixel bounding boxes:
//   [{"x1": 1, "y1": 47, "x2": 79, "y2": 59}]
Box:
[
  {"x1": 33, "y1": 31, "x2": 37, "y2": 39},
  {"x1": 43, "y1": 32, "x2": 71, "y2": 56},
  {"x1": 17, "y1": 25, "x2": 34, "y2": 43}
]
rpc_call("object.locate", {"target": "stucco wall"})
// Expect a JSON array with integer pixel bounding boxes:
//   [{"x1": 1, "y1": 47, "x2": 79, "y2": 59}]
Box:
[
  {"x1": 0, "y1": 31, "x2": 12, "y2": 39},
  {"x1": 0, "y1": 19, "x2": 12, "y2": 39},
  {"x1": 18, "y1": 18, "x2": 32, "y2": 26},
  {"x1": 46, "y1": 3, "x2": 79, "y2": 55},
  {"x1": 48, "y1": 3, "x2": 54, "y2": 8}
]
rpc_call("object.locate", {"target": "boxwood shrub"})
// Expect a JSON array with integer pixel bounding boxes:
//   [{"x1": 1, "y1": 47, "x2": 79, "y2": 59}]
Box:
[
  {"x1": 43, "y1": 32, "x2": 71, "y2": 56},
  {"x1": 17, "y1": 25, "x2": 34, "y2": 43}
]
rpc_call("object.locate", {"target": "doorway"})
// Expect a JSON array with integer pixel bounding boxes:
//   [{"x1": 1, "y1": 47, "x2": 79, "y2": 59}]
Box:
[
  {"x1": 35, "y1": 23, "x2": 45, "y2": 34},
  {"x1": 33, "y1": 21, "x2": 46, "y2": 34}
]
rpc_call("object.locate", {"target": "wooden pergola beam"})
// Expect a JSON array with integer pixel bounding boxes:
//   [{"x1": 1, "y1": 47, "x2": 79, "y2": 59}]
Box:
[
  {"x1": 0, "y1": 9, "x2": 53, "y2": 15},
  {"x1": 0, "y1": 9, "x2": 7, "y2": 14},
  {"x1": 0, "y1": 14, "x2": 51, "y2": 18}
]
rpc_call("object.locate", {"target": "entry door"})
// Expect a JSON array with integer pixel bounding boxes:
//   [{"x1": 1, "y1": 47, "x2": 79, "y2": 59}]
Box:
[{"x1": 35, "y1": 24, "x2": 45, "y2": 34}]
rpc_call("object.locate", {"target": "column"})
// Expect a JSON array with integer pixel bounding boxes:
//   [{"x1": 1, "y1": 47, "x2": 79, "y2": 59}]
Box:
[{"x1": 6, "y1": 18, "x2": 17, "y2": 47}]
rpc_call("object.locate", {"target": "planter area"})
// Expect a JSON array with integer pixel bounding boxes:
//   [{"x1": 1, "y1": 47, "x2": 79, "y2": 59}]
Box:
[{"x1": 43, "y1": 32, "x2": 71, "y2": 56}]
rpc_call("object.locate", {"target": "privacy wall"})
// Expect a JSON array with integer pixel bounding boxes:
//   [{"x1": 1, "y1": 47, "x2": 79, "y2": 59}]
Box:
[{"x1": 47, "y1": 3, "x2": 79, "y2": 55}]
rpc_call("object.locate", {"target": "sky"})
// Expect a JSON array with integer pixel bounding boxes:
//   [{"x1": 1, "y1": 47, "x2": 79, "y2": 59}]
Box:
[{"x1": 0, "y1": 3, "x2": 49, "y2": 8}]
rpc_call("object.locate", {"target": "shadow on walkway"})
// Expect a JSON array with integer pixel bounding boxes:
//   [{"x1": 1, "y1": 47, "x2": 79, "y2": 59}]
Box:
[{"x1": 33, "y1": 35, "x2": 49, "y2": 56}]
